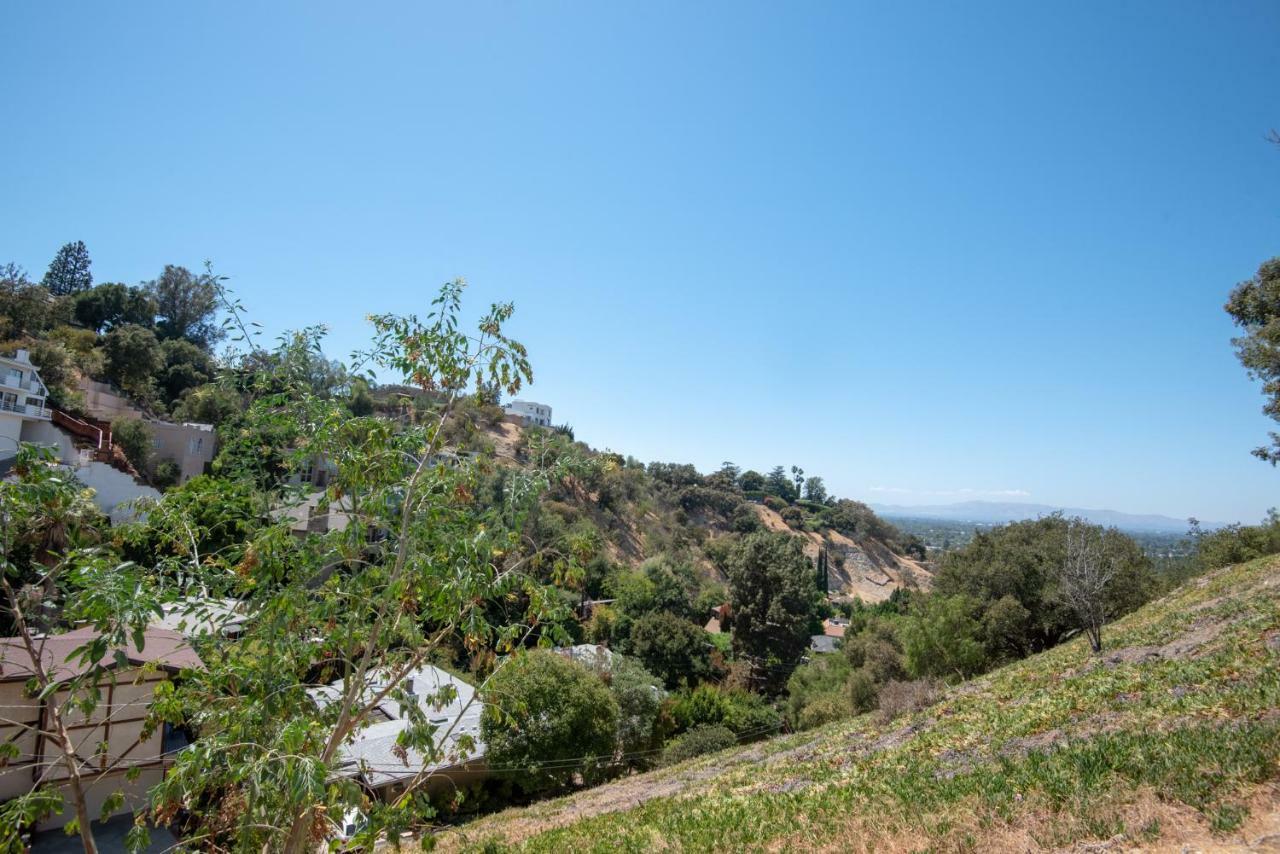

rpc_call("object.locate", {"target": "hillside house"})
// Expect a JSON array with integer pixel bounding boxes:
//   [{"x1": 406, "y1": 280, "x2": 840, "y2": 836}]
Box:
[
  {"x1": 0, "y1": 627, "x2": 201, "y2": 831},
  {"x1": 0, "y1": 349, "x2": 51, "y2": 460},
  {"x1": 310, "y1": 665, "x2": 487, "y2": 797},
  {"x1": 502, "y1": 399, "x2": 552, "y2": 428},
  {"x1": 78, "y1": 378, "x2": 218, "y2": 485}
]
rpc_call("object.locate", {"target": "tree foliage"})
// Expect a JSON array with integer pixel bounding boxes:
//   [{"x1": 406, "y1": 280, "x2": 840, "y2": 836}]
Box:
[
  {"x1": 481, "y1": 649, "x2": 619, "y2": 792},
  {"x1": 725, "y1": 532, "x2": 820, "y2": 691},
  {"x1": 42, "y1": 240, "x2": 93, "y2": 296},
  {"x1": 1225, "y1": 257, "x2": 1280, "y2": 463}
]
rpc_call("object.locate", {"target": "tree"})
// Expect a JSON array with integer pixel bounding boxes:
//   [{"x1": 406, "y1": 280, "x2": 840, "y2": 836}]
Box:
[
  {"x1": 102, "y1": 324, "x2": 163, "y2": 398},
  {"x1": 900, "y1": 594, "x2": 987, "y2": 680},
  {"x1": 145, "y1": 264, "x2": 224, "y2": 349},
  {"x1": 1060, "y1": 519, "x2": 1116, "y2": 653},
  {"x1": 481, "y1": 649, "x2": 619, "y2": 793},
  {"x1": 764, "y1": 466, "x2": 798, "y2": 502},
  {"x1": 0, "y1": 446, "x2": 159, "y2": 851},
  {"x1": 1, "y1": 263, "x2": 69, "y2": 336},
  {"x1": 111, "y1": 418, "x2": 153, "y2": 474},
  {"x1": 726, "y1": 532, "x2": 820, "y2": 691},
  {"x1": 158, "y1": 338, "x2": 215, "y2": 405},
  {"x1": 73, "y1": 282, "x2": 155, "y2": 333},
  {"x1": 803, "y1": 476, "x2": 828, "y2": 504},
  {"x1": 1225, "y1": 257, "x2": 1280, "y2": 463},
  {"x1": 151, "y1": 281, "x2": 566, "y2": 851},
  {"x1": 738, "y1": 469, "x2": 766, "y2": 492},
  {"x1": 41, "y1": 240, "x2": 92, "y2": 296},
  {"x1": 791, "y1": 465, "x2": 804, "y2": 499},
  {"x1": 608, "y1": 656, "x2": 665, "y2": 768},
  {"x1": 628, "y1": 610, "x2": 711, "y2": 689}
]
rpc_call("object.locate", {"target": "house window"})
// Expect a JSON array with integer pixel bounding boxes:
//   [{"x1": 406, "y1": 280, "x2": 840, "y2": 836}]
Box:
[
  {"x1": 25, "y1": 397, "x2": 41, "y2": 408},
  {"x1": 188, "y1": 437, "x2": 204, "y2": 455}
]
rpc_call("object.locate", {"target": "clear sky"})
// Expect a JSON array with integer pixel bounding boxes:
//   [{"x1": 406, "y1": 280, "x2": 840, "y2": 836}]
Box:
[{"x1": 2, "y1": 2, "x2": 1277, "y2": 523}]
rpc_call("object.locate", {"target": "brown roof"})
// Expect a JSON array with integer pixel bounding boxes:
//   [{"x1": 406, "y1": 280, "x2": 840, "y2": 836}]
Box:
[
  {"x1": 822, "y1": 619, "x2": 847, "y2": 638},
  {"x1": 0, "y1": 626, "x2": 202, "y2": 682}
]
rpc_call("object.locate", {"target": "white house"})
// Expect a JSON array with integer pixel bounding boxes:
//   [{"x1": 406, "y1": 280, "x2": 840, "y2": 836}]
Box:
[
  {"x1": 502, "y1": 399, "x2": 552, "y2": 428},
  {"x1": 0, "y1": 349, "x2": 51, "y2": 460},
  {"x1": 309, "y1": 664, "x2": 486, "y2": 797}
]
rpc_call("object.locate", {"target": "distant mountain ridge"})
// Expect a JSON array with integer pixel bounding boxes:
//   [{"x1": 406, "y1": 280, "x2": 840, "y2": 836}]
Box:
[{"x1": 869, "y1": 500, "x2": 1212, "y2": 533}]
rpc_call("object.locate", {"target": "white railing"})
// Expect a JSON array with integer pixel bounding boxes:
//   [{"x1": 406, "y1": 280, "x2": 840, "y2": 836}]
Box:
[{"x1": 0, "y1": 399, "x2": 51, "y2": 418}]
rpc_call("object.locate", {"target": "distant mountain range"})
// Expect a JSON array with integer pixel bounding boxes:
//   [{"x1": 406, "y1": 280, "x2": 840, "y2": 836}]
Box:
[{"x1": 869, "y1": 500, "x2": 1214, "y2": 534}]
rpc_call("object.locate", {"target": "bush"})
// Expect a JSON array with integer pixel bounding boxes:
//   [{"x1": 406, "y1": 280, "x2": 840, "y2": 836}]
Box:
[
  {"x1": 112, "y1": 418, "x2": 153, "y2": 473},
  {"x1": 874, "y1": 678, "x2": 941, "y2": 724},
  {"x1": 848, "y1": 669, "x2": 878, "y2": 713},
  {"x1": 628, "y1": 611, "x2": 711, "y2": 688},
  {"x1": 152, "y1": 459, "x2": 182, "y2": 489},
  {"x1": 670, "y1": 684, "x2": 779, "y2": 738},
  {"x1": 1197, "y1": 512, "x2": 1280, "y2": 569},
  {"x1": 661, "y1": 724, "x2": 737, "y2": 765},
  {"x1": 481, "y1": 650, "x2": 620, "y2": 793},
  {"x1": 609, "y1": 656, "x2": 666, "y2": 768},
  {"x1": 785, "y1": 654, "x2": 851, "y2": 730}
]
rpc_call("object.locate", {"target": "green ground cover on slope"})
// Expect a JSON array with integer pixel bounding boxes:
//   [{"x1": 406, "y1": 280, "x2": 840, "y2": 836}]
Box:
[{"x1": 438, "y1": 556, "x2": 1280, "y2": 852}]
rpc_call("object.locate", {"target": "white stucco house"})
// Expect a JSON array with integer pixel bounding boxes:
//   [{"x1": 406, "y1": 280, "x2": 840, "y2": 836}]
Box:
[
  {"x1": 502, "y1": 399, "x2": 552, "y2": 428},
  {"x1": 0, "y1": 349, "x2": 52, "y2": 460}
]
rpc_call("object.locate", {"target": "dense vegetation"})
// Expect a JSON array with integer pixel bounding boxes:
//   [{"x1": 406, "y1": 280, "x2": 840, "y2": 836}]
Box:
[{"x1": 4, "y1": 243, "x2": 1280, "y2": 851}]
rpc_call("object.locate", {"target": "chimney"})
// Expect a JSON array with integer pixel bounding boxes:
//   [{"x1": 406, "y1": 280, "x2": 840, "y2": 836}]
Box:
[{"x1": 14, "y1": 349, "x2": 30, "y2": 363}]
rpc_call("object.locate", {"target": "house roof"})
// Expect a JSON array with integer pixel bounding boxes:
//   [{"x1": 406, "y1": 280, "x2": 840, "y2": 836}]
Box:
[
  {"x1": 311, "y1": 664, "x2": 486, "y2": 789},
  {"x1": 822, "y1": 618, "x2": 848, "y2": 638},
  {"x1": 0, "y1": 626, "x2": 202, "y2": 682},
  {"x1": 809, "y1": 634, "x2": 839, "y2": 654}
]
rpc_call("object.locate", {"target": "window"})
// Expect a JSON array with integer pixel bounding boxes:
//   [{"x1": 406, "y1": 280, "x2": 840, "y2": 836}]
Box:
[{"x1": 188, "y1": 437, "x2": 204, "y2": 455}]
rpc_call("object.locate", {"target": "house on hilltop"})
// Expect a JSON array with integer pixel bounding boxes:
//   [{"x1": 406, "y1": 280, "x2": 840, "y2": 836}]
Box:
[{"x1": 502, "y1": 399, "x2": 552, "y2": 428}]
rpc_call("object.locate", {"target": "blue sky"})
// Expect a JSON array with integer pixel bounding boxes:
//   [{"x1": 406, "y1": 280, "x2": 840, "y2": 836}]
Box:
[{"x1": 2, "y1": 2, "x2": 1277, "y2": 523}]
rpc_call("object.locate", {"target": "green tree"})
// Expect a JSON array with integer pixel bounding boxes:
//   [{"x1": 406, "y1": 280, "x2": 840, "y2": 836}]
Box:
[
  {"x1": 111, "y1": 418, "x2": 153, "y2": 474},
  {"x1": 628, "y1": 610, "x2": 711, "y2": 689},
  {"x1": 0, "y1": 263, "x2": 69, "y2": 336},
  {"x1": 41, "y1": 240, "x2": 93, "y2": 296},
  {"x1": 73, "y1": 282, "x2": 155, "y2": 333},
  {"x1": 785, "y1": 653, "x2": 852, "y2": 729},
  {"x1": 102, "y1": 323, "x2": 163, "y2": 398},
  {"x1": 151, "y1": 281, "x2": 563, "y2": 851},
  {"x1": 481, "y1": 649, "x2": 620, "y2": 792},
  {"x1": 726, "y1": 532, "x2": 820, "y2": 691},
  {"x1": 158, "y1": 338, "x2": 216, "y2": 405},
  {"x1": 900, "y1": 594, "x2": 987, "y2": 680},
  {"x1": 0, "y1": 446, "x2": 160, "y2": 851},
  {"x1": 764, "y1": 465, "x2": 798, "y2": 502},
  {"x1": 146, "y1": 264, "x2": 224, "y2": 349},
  {"x1": 803, "y1": 476, "x2": 828, "y2": 504},
  {"x1": 738, "y1": 469, "x2": 766, "y2": 492},
  {"x1": 608, "y1": 656, "x2": 665, "y2": 768},
  {"x1": 1225, "y1": 257, "x2": 1280, "y2": 463}
]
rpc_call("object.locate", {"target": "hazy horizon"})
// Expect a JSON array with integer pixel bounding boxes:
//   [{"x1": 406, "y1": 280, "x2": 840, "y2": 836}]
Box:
[{"x1": 3, "y1": 2, "x2": 1277, "y2": 523}]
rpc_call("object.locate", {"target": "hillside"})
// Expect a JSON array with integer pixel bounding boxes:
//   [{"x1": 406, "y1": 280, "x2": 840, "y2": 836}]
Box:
[
  {"x1": 471, "y1": 414, "x2": 930, "y2": 601},
  {"x1": 437, "y1": 554, "x2": 1280, "y2": 852}
]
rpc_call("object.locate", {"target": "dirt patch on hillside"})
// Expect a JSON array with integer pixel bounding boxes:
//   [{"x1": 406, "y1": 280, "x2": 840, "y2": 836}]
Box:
[{"x1": 1101, "y1": 618, "x2": 1229, "y2": 668}]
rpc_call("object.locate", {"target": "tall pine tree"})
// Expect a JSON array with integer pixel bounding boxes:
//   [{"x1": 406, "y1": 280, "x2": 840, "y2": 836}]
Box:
[{"x1": 42, "y1": 240, "x2": 93, "y2": 296}]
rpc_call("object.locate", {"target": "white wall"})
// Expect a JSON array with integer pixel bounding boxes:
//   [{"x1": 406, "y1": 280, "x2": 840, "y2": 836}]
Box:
[
  {"x1": 19, "y1": 420, "x2": 160, "y2": 521},
  {"x1": 0, "y1": 414, "x2": 22, "y2": 459}
]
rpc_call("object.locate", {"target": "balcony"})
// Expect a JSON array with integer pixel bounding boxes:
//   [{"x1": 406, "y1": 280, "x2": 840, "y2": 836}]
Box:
[
  {"x1": 0, "y1": 374, "x2": 46, "y2": 396},
  {"x1": 0, "y1": 398, "x2": 51, "y2": 419}
]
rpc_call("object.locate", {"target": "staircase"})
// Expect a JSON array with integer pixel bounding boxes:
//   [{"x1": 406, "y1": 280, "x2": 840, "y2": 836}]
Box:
[{"x1": 50, "y1": 409, "x2": 139, "y2": 478}]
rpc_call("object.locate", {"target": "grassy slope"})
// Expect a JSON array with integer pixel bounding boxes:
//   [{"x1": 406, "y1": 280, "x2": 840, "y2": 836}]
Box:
[{"x1": 438, "y1": 556, "x2": 1280, "y2": 852}]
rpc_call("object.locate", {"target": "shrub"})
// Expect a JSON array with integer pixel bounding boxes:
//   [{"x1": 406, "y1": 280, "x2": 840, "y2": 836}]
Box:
[
  {"x1": 848, "y1": 669, "x2": 878, "y2": 713},
  {"x1": 481, "y1": 649, "x2": 620, "y2": 793},
  {"x1": 874, "y1": 678, "x2": 941, "y2": 724},
  {"x1": 1197, "y1": 512, "x2": 1280, "y2": 569},
  {"x1": 152, "y1": 459, "x2": 182, "y2": 489},
  {"x1": 609, "y1": 656, "x2": 666, "y2": 768},
  {"x1": 628, "y1": 611, "x2": 711, "y2": 688},
  {"x1": 785, "y1": 654, "x2": 851, "y2": 730},
  {"x1": 112, "y1": 418, "x2": 153, "y2": 473},
  {"x1": 661, "y1": 724, "x2": 736, "y2": 765}
]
